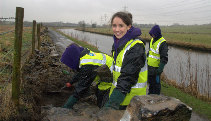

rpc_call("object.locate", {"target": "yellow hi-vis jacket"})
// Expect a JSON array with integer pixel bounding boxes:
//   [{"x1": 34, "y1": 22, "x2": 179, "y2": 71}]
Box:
[
  {"x1": 110, "y1": 39, "x2": 148, "y2": 106},
  {"x1": 79, "y1": 50, "x2": 113, "y2": 90},
  {"x1": 148, "y1": 37, "x2": 166, "y2": 67}
]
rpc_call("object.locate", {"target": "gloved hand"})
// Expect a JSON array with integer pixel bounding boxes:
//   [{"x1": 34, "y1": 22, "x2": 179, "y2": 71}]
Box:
[
  {"x1": 104, "y1": 88, "x2": 125, "y2": 110},
  {"x1": 94, "y1": 64, "x2": 112, "y2": 82},
  {"x1": 156, "y1": 62, "x2": 165, "y2": 75},
  {"x1": 66, "y1": 82, "x2": 72, "y2": 88}
]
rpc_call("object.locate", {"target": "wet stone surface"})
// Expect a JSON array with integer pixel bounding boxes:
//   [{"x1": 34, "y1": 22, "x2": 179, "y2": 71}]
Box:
[{"x1": 121, "y1": 94, "x2": 192, "y2": 121}]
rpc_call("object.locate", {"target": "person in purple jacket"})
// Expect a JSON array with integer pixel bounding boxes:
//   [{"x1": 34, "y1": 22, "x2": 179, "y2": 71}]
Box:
[
  {"x1": 61, "y1": 43, "x2": 113, "y2": 109},
  {"x1": 147, "y1": 25, "x2": 168, "y2": 95}
]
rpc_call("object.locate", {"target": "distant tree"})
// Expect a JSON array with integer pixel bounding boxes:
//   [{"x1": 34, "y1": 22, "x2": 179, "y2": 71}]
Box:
[
  {"x1": 78, "y1": 21, "x2": 86, "y2": 30},
  {"x1": 172, "y1": 23, "x2": 180, "y2": 26},
  {"x1": 78, "y1": 21, "x2": 85, "y2": 27},
  {"x1": 92, "y1": 23, "x2": 96, "y2": 28}
]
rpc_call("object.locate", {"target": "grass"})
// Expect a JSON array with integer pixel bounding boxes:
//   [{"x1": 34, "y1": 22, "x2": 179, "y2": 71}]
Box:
[
  {"x1": 161, "y1": 81, "x2": 211, "y2": 120},
  {"x1": 0, "y1": 25, "x2": 32, "y2": 83},
  {"x1": 0, "y1": 25, "x2": 15, "y2": 33}
]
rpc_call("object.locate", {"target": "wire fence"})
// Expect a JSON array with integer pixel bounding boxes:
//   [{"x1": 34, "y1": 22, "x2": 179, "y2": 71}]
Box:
[
  {"x1": 0, "y1": 30, "x2": 15, "y2": 35},
  {"x1": 0, "y1": 49, "x2": 13, "y2": 87},
  {"x1": 0, "y1": 26, "x2": 39, "y2": 90},
  {"x1": 0, "y1": 29, "x2": 33, "y2": 69}
]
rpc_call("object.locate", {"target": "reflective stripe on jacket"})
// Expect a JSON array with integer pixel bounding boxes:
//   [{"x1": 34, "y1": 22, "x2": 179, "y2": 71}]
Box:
[
  {"x1": 110, "y1": 39, "x2": 148, "y2": 106},
  {"x1": 148, "y1": 37, "x2": 166, "y2": 67},
  {"x1": 79, "y1": 50, "x2": 113, "y2": 90}
]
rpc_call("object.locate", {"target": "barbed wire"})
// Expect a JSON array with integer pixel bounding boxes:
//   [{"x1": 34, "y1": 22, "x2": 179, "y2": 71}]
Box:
[
  {"x1": 0, "y1": 48, "x2": 13, "y2": 75},
  {"x1": 0, "y1": 17, "x2": 15, "y2": 20},
  {"x1": 0, "y1": 30, "x2": 15, "y2": 36}
]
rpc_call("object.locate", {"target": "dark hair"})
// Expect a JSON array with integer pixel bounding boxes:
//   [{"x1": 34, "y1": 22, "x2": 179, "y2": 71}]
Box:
[
  {"x1": 127, "y1": 12, "x2": 133, "y2": 21},
  {"x1": 111, "y1": 11, "x2": 132, "y2": 26}
]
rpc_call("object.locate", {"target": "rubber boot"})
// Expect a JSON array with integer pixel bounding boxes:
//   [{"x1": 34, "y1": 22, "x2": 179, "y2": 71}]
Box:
[{"x1": 62, "y1": 95, "x2": 78, "y2": 109}]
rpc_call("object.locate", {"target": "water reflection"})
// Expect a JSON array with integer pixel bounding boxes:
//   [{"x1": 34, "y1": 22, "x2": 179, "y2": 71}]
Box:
[{"x1": 60, "y1": 29, "x2": 113, "y2": 55}]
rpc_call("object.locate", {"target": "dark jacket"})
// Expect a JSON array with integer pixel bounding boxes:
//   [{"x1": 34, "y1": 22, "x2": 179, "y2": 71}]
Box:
[
  {"x1": 62, "y1": 47, "x2": 99, "y2": 98},
  {"x1": 70, "y1": 48, "x2": 99, "y2": 85},
  {"x1": 61, "y1": 45, "x2": 98, "y2": 85},
  {"x1": 148, "y1": 25, "x2": 168, "y2": 75},
  {"x1": 112, "y1": 26, "x2": 146, "y2": 94}
]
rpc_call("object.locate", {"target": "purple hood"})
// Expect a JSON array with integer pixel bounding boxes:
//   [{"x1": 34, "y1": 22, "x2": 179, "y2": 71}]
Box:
[
  {"x1": 60, "y1": 44, "x2": 84, "y2": 70},
  {"x1": 149, "y1": 25, "x2": 162, "y2": 38}
]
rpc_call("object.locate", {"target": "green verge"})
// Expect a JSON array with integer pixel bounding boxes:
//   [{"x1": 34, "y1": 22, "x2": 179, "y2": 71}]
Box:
[
  {"x1": 55, "y1": 27, "x2": 211, "y2": 120},
  {"x1": 161, "y1": 81, "x2": 211, "y2": 120}
]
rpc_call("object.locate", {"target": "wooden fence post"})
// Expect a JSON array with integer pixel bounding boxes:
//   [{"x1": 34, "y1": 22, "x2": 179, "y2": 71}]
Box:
[
  {"x1": 37, "y1": 23, "x2": 41, "y2": 50},
  {"x1": 32, "y1": 20, "x2": 36, "y2": 54},
  {"x1": 12, "y1": 7, "x2": 24, "y2": 106}
]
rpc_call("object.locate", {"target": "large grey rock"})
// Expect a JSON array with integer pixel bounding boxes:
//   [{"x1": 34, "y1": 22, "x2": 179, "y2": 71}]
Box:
[{"x1": 121, "y1": 94, "x2": 192, "y2": 121}]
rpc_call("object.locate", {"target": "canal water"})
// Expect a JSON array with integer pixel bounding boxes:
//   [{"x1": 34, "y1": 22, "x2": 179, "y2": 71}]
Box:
[{"x1": 59, "y1": 28, "x2": 211, "y2": 100}]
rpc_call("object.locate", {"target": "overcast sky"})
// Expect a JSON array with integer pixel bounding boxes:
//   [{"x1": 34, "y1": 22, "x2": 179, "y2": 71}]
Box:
[{"x1": 1, "y1": 0, "x2": 211, "y2": 25}]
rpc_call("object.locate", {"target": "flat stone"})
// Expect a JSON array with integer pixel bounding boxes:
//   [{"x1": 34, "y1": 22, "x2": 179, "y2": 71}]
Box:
[{"x1": 121, "y1": 94, "x2": 192, "y2": 121}]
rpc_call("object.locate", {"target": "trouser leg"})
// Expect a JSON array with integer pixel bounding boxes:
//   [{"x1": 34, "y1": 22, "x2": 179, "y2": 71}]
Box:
[
  {"x1": 154, "y1": 75, "x2": 161, "y2": 94},
  {"x1": 63, "y1": 95, "x2": 78, "y2": 109},
  {"x1": 96, "y1": 88, "x2": 110, "y2": 108},
  {"x1": 148, "y1": 74, "x2": 157, "y2": 94}
]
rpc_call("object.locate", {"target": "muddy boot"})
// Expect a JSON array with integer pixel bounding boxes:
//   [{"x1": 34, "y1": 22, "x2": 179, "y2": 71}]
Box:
[{"x1": 62, "y1": 95, "x2": 78, "y2": 109}]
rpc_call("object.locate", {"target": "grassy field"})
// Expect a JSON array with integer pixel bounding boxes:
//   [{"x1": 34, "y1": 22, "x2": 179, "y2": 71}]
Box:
[
  {"x1": 0, "y1": 25, "x2": 32, "y2": 84},
  {"x1": 78, "y1": 24, "x2": 211, "y2": 51},
  {"x1": 0, "y1": 25, "x2": 15, "y2": 33}
]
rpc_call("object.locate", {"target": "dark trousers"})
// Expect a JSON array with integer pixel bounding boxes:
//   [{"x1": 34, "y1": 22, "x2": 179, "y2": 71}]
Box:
[
  {"x1": 73, "y1": 77, "x2": 110, "y2": 108},
  {"x1": 96, "y1": 88, "x2": 110, "y2": 108},
  {"x1": 148, "y1": 74, "x2": 161, "y2": 95}
]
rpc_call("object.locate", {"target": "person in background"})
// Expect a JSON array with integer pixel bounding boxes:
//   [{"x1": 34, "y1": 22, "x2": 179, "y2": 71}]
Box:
[
  {"x1": 147, "y1": 25, "x2": 168, "y2": 95},
  {"x1": 61, "y1": 43, "x2": 113, "y2": 109},
  {"x1": 104, "y1": 11, "x2": 148, "y2": 110}
]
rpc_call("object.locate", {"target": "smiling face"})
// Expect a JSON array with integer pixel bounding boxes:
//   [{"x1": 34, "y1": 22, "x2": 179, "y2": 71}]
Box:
[{"x1": 112, "y1": 17, "x2": 131, "y2": 39}]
